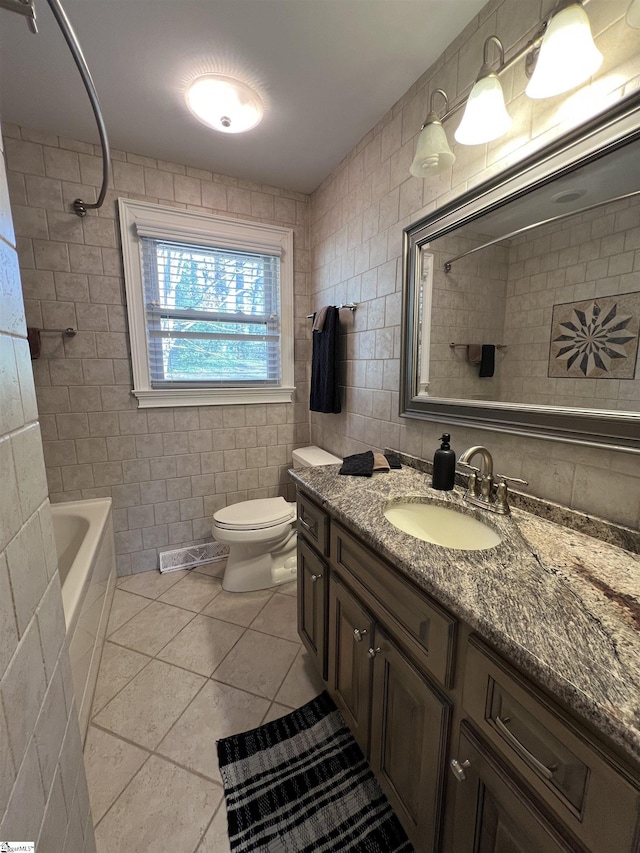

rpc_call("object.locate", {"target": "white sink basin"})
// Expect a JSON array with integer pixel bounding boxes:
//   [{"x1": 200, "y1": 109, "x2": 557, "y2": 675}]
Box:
[{"x1": 384, "y1": 500, "x2": 501, "y2": 551}]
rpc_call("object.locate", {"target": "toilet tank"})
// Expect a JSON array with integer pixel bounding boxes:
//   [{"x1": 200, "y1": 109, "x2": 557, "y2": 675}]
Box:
[{"x1": 292, "y1": 446, "x2": 342, "y2": 469}]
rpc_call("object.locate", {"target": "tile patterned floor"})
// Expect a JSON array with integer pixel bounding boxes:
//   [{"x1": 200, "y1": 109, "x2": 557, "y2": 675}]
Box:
[{"x1": 84, "y1": 563, "x2": 324, "y2": 853}]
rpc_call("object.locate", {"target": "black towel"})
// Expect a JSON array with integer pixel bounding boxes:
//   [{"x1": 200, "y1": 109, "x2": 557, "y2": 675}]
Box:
[
  {"x1": 479, "y1": 344, "x2": 495, "y2": 378},
  {"x1": 339, "y1": 451, "x2": 402, "y2": 477},
  {"x1": 310, "y1": 306, "x2": 341, "y2": 413},
  {"x1": 340, "y1": 451, "x2": 374, "y2": 476}
]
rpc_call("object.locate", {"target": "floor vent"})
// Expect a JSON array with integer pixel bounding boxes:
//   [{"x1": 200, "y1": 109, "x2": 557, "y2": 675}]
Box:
[{"x1": 159, "y1": 541, "x2": 229, "y2": 573}]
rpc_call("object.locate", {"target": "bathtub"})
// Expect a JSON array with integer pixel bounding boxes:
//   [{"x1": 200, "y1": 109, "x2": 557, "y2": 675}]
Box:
[{"x1": 51, "y1": 498, "x2": 116, "y2": 745}]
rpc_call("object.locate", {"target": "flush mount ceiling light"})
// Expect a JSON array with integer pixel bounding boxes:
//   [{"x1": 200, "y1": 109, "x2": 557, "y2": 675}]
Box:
[
  {"x1": 410, "y1": 89, "x2": 456, "y2": 177},
  {"x1": 455, "y1": 36, "x2": 512, "y2": 146},
  {"x1": 526, "y1": 1, "x2": 602, "y2": 99},
  {"x1": 186, "y1": 74, "x2": 264, "y2": 134}
]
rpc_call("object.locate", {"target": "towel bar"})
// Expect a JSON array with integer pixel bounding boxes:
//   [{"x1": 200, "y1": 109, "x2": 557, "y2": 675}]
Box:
[
  {"x1": 307, "y1": 303, "x2": 357, "y2": 319},
  {"x1": 450, "y1": 342, "x2": 506, "y2": 349}
]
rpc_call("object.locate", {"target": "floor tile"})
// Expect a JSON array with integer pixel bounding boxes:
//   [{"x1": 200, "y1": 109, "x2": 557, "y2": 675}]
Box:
[
  {"x1": 91, "y1": 642, "x2": 150, "y2": 716},
  {"x1": 108, "y1": 600, "x2": 194, "y2": 656},
  {"x1": 157, "y1": 680, "x2": 270, "y2": 783},
  {"x1": 106, "y1": 589, "x2": 151, "y2": 636},
  {"x1": 94, "y1": 755, "x2": 221, "y2": 853},
  {"x1": 197, "y1": 804, "x2": 231, "y2": 853},
  {"x1": 158, "y1": 572, "x2": 222, "y2": 613},
  {"x1": 201, "y1": 587, "x2": 274, "y2": 627},
  {"x1": 193, "y1": 560, "x2": 226, "y2": 578},
  {"x1": 276, "y1": 579, "x2": 297, "y2": 597},
  {"x1": 212, "y1": 629, "x2": 299, "y2": 700},
  {"x1": 117, "y1": 569, "x2": 189, "y2": 600},
  {"x1": 261, "y1": 702, "x2": 295, "y2": 725},
  {"x1": 275, "y1": 647, "x2": 325, "y2": 709},
  {"x1": 157, "y1": 615, "x2": 244, "y2": 677},
  {"x1": 250, "y1": 592, "x2": 300, "y2": 643},
  {"x1": 83, "y1": 726, "x2": 148, "y2": 824},
  {"x1": 93, "y1": 659, "x2": 205, "y2": 749}
]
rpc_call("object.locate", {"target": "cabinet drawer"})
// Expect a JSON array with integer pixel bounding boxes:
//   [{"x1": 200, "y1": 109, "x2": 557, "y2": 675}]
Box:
[
  {"x1": 331, "y1": 521, "x2": 456, "y2": 688},
  {"x1": 463, "y1": 636, "x2": 640, "y2": 853},
  {"x1": 297, "y1": 491, "x2": 330, "y2": 556}
]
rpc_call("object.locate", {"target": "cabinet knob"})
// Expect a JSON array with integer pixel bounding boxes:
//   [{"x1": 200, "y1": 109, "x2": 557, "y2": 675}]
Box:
[
  {"x1": 353, "y1": 628, "x2": 368, "y2": 642},
  {"x1": 310, "y1": 573, "x2": 322, "y2": 583},
  {"x1": 450, "y1": 758, "x2": 471, "y2": 782},
  {"x1": 368, "y1": 646, "x2": 382, "y2": 658}
]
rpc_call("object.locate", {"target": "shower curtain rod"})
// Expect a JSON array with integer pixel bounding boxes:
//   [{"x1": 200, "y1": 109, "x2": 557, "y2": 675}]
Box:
[{"x1": 1, "y1": 0, "x2": 111, "y2": 217}]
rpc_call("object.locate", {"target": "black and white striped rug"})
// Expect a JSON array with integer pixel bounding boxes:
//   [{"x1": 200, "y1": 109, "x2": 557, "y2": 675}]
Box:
[{"x1": 217, "y1": 691, "x2": 413, "y2": 852}]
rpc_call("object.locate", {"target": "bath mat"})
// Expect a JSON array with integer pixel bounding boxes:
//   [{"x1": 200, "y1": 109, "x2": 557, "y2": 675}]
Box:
[{"x1": 217, "y1": 691, "x2": 413, "y2": 852}]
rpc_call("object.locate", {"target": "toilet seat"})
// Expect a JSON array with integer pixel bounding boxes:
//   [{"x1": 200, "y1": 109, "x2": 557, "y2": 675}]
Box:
[{"x1": 213, "y1": 497, "x2": 295, "y2": 531}]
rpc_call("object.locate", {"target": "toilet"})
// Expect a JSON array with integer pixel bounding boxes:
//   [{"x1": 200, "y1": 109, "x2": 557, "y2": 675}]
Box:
[{"x1": 212, "y1": 446, "x2": 342, "y2": 592}]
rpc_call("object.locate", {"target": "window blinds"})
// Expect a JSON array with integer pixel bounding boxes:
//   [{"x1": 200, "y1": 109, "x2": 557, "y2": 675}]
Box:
[{"x1": 140, "y1": 237, "x2": 282, "y2": 388}]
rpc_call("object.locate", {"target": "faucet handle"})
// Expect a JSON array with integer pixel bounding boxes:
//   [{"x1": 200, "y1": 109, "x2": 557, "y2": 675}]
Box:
[
  {"x1": 495, "y1": 474, "x2": 529, "y2": 487},
  {"x1": 457, "y1": 461, "x2": 480, "y2": 473}
]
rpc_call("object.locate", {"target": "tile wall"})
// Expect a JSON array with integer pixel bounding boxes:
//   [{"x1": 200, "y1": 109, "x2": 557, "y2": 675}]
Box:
[
  {"x1": 309, "y1": 0, "x2": 640, "y2": 528},
  {"x1": 2, "y1": 126, "x2": 311, "y2": 575},
  {"x1": 0, "y1": 123, "x2": 96, "y2": 850}
]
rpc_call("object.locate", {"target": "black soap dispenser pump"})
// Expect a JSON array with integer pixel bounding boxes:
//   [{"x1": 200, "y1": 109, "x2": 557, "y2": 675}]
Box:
[{"x1": 432, "y1": 434, "x2": 456, "y2": 491}]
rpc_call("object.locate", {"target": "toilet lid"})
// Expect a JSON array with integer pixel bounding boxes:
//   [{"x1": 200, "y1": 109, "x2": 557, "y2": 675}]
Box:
[{"x1": 213, "y1": 497, "x2": 295, "y2": 531}]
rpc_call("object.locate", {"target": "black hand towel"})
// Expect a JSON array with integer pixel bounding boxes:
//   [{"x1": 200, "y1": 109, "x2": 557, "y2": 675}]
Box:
[
  {"x1": 310, "y1": 306, "x2": 341, "y2": 413},
  {"x1": 339, "y1": 451, "x2": 374, "y2": 476},
  {"x1": 479, "y1": 344, "x2": 495, "y2": 378}
]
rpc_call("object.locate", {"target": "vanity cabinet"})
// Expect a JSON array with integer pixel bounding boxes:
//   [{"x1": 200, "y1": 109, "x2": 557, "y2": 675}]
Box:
[{"x1": 295, "y1": 487, "x2": 640, "y2": 853}]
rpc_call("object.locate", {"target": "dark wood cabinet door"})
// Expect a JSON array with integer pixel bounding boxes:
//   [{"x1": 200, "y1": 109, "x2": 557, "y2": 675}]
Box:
[
  {"x1": 369, "y1": 626, "x2": 451, "y2": 853},
  {"x1": 297, "y1": 537, "x2": 328, "y2": 679},
  {"x1": 327, "y1": 572, "x2": 374, "y2": 756},
  {"x1": 452, "y1": 723, "x2": 584, "y2": 853}
]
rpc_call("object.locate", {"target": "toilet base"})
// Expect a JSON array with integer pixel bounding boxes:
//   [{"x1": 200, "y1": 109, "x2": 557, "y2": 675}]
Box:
[{"x1": 222, "y1": 532, "x2": 297, "y2": 592}]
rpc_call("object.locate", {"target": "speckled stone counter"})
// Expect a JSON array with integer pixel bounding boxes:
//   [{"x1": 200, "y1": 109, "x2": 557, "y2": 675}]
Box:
[{"x1": 289, "y1": 463, "x2": 640, "y2": 766}]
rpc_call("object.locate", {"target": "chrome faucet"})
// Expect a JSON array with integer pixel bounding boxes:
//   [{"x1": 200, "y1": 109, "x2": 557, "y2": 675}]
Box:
[{"x1": 457, "y1": 445, "x2": 528, "y2": 514}]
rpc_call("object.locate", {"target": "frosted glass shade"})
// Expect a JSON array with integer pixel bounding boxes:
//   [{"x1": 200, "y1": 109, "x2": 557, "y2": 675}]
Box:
[
  {"x1": 627, "y1": 0, "x2": 640, "y2": 28},
  {"x1": 526, "y1": 3, "x2": 603, "y2": 99},
  {"x1": 454, "y1": 74, "x2": 512, "y2": 146},
  {"x1": 410, "y1": 119, "x2": 455, "y2": 177},
  {"x1": 186, "y1": 75, "x2": 263, "y2": 133}
]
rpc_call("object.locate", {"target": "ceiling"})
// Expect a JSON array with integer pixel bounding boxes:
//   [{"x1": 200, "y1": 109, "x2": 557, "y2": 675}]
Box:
[{"x1": 0, "y1": 0, "x2": 486, "y2": 194}]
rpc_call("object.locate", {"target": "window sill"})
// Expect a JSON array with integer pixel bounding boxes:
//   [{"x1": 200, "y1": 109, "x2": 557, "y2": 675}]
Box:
[{"x1": 132, "y1": 387, "x2": 296, "y2": 408}]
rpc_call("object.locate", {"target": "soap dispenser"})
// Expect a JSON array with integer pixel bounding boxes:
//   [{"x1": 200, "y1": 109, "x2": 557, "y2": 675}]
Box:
[{"x1": 432, "y1": 434, "x2": 456, "y2": 491}]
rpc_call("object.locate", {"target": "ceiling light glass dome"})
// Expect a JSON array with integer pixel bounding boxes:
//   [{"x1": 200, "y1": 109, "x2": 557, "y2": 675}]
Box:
[{"x1": 186, "y1": 74, "x2": 264, "y2": 134}]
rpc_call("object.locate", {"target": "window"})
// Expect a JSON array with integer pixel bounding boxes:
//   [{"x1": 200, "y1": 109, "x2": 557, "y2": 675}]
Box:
[{"x1": 119, "y1": 198, "x2": 295, "y2": 407}]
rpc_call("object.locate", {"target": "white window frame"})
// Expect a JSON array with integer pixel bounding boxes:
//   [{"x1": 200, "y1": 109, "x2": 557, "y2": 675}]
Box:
[{"x1": 118, "y1": 198, "x2": 295, "y2": 408}]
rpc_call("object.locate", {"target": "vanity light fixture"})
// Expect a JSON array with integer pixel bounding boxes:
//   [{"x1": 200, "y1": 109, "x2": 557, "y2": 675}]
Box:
[
  {"x1": 525, "y1": 1, "x2": 602, "y2": 99},
  {"x1": 409, "y1": 0, "x2": 610, "y2": 179},
  {"x1": 454, "y1": 36, "x2": 512, "y2": 146},
  {"x1": 409, "y1": 89, "x2": 456, "y2": 177},
  {"x1": 626, "y1": 0, "x2": 640, "y2": 28},
  {"x1": 186, "y1": 74, "x2": 264, "y2": 134}
]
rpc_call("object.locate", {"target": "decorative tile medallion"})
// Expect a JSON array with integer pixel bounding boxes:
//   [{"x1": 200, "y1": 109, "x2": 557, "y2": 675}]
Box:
[{"x1": 549, "y1": 292, "x2": 640, "y2": 379}]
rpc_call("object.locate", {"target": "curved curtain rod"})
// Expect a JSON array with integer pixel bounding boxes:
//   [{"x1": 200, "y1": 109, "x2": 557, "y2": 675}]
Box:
[
  {"x1": 45, "y1": 0, "x2": 111, "y2": 217},
  {"x1": 0, "y1": 0, "x2": 111, "y2": 217}
]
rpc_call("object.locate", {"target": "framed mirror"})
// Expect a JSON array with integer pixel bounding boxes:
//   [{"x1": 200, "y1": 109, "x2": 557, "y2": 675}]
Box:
[{"x1": 401, "y1": 92, "x2": 640, "y2": 454}]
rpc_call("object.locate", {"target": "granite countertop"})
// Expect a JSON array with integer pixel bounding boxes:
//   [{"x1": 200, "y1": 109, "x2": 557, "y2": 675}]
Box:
[{"x1": 289, "y1": 463, "x2": 640, "y2": 766}]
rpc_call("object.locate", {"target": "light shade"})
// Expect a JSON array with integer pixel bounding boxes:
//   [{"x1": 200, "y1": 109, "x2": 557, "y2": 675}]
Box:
[
  {"x1": 627, "y1": 0, "x2": 640, "y2": 28},
  {"x1": 526, "y1": 2, "x2": 602, "y2": 99},
  {"x1": 410, "y1": 116, "x2": 455, "y2": 177},
  {"x1": 454, "y1": 73, "x2": 512, "y2": 146},
  {"x1": 186, "y1": 74, "x2": 264, "y2": 133}
]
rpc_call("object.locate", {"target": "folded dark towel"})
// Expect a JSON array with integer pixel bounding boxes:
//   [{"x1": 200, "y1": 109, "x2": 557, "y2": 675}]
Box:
[
  {"x1": 339, "y1": 451, "x2": 374, "y2": 477},
  {"x1": 479, "y1": 344, "x2": 495, "y2": 378},
  {"x1": 339, "y1": 451, "x2": 402, "y2": 477},
  {"x1": 384, "y1": 452, "x2": 402, "y2": 469}
]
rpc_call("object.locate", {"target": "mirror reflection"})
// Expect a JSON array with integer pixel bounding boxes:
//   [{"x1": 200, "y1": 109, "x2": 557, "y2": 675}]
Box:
[{"x1": 416, "y1": 135, "x2": 640, "y2": 414}]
